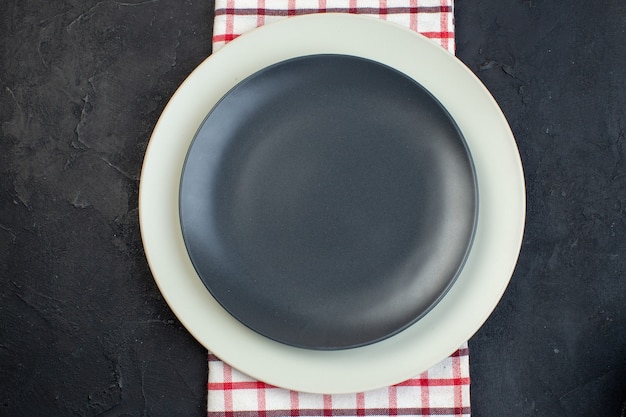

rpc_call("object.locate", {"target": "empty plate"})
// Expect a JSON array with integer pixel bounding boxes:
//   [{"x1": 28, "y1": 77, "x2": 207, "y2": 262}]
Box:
[
  {"x1": 179, "y1": 54, "x2": 477, "y2": 349},
  {"x1": 139, "y1": 14, "x2": 525, "y2": 393}
]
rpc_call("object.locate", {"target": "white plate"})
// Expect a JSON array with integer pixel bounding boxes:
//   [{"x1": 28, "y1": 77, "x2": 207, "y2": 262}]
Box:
[{"x1": 139, "y1": 13, "x2": 525, "y2": 394}]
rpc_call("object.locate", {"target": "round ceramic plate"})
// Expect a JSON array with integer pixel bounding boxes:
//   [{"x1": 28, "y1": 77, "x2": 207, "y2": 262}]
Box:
[
  {"x1": 139, "y1": 14, "x2": 525, "y2": 393},
  {"x1": 179, "y1": 54, "x2": 477, "y2": 350}
]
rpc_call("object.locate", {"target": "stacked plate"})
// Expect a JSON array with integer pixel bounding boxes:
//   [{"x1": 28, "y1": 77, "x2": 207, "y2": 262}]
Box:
[{"x1": 139, "y1": 14, "x2": 525, "y2": 394}]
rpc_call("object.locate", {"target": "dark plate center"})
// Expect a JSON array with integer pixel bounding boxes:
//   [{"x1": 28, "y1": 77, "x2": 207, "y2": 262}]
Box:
[{"x1": 180, "y1": 54, "x2": 477, "y2": 349}]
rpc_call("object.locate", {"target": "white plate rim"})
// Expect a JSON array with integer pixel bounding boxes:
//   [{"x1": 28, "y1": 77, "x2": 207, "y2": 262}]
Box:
[{"x1": 139, "y1": 13, "x2": 526, "y2": 394}]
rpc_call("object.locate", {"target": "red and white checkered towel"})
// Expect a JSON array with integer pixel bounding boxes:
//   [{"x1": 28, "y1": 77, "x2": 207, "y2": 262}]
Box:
[
  {"x1": 208, "y1": 345, "x2": 469, "y2": 416},
  {"x1": 209, "y1": 1, "x2": 469, "y2": 416},
  {"x1": 212, "y1": 0, "x2": 455, "y2": 53}
]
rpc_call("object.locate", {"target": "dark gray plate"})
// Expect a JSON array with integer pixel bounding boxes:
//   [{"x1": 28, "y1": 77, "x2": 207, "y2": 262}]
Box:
[{"x1": 180, "y1": 54, "x2": 477, "y2": 350}]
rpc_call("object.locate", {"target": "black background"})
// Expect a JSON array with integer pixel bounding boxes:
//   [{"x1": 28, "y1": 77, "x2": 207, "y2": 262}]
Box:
[{"x1": 1, "y1": 0, "x2": 625, "y2": 416}]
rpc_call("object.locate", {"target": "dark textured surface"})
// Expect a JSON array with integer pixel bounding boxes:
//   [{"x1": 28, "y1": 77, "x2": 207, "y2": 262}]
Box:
[
  {"x1": 1, "y1": 1, "x2": 213, "y2": 416},
  {"x1": 1, "y1": 0, "x2": 624, "y2": 416}
]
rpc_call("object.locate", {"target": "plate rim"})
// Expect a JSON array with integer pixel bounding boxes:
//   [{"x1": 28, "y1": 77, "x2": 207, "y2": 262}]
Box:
[{"x1": 139, "y1": 13, "x2": 526, "y2": 394}]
